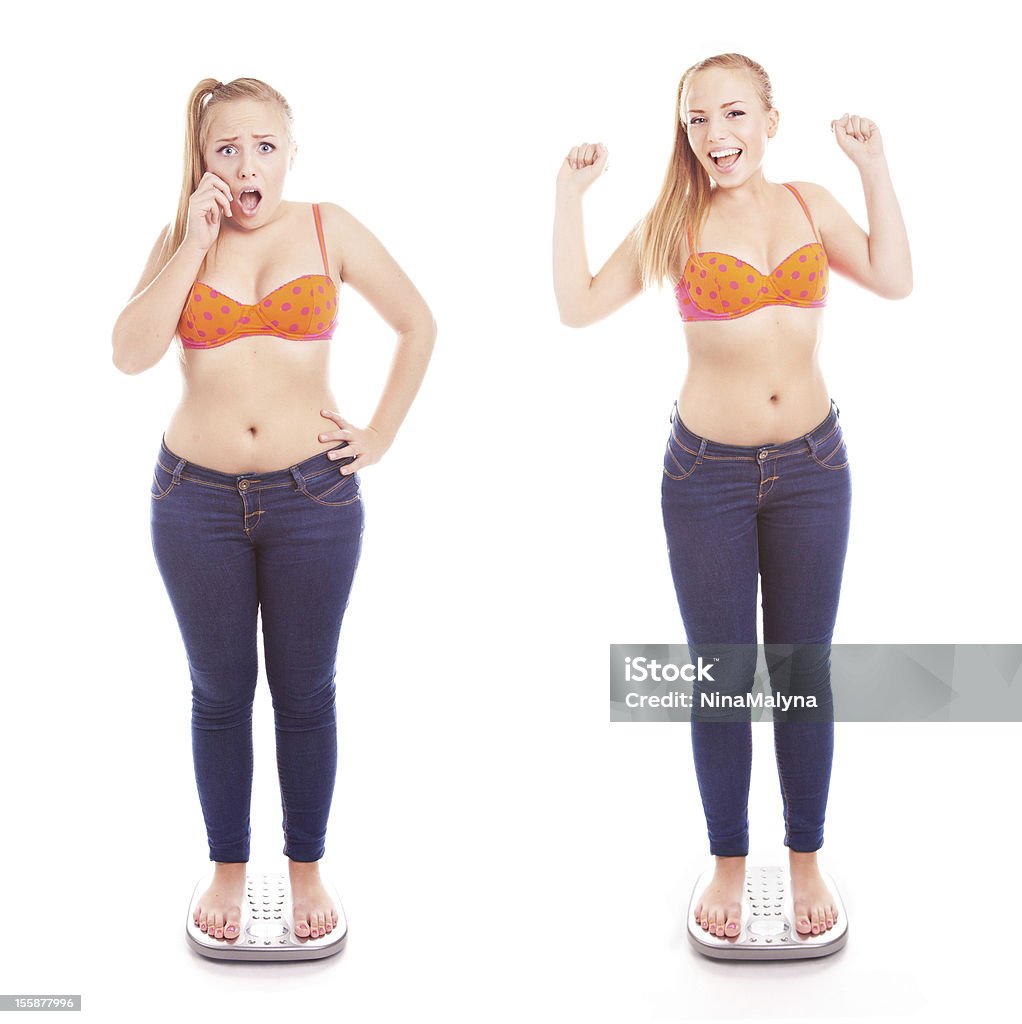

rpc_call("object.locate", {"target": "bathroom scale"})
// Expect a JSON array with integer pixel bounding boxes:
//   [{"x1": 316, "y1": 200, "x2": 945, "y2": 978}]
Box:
[
  {"x1": 185, "y1": 868, "x2": 347, "y2": 961},
  {"x1": 687, "y1": 864, "x2": 848, "y2": 960}
]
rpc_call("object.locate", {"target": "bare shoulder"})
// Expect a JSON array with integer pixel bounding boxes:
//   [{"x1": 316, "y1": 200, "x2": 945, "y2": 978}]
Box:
[
  {"x1": 129, "y1": 222, "x2": 173, "y2": 300},
  {"x1": 316, "y1": 201, "x2": 374, "y2": 242},
  {"x1": 785, "y1": 180, "x2": 841, "y2": 236}
]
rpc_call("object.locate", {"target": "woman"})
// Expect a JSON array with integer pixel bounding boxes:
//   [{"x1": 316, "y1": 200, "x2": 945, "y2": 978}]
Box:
[
  {"x1": 112, "y1": 78, "x2": 436, "y2": 943},
  {"x1": 553, "y1": 54, "x2": 910, "y2": 941}
]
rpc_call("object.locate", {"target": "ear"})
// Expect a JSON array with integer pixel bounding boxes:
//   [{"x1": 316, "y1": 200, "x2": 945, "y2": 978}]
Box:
[
  {"x1": 767, "y1": 108, "x2": 780, "y2": 138},
  {"x1": 289, "y1": 142, "x2": 298, "y2": 170}
]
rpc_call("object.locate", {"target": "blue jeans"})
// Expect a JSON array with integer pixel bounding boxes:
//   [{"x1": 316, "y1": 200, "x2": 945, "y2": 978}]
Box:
[
  {"x1": 149, "y1": 436, "x2": 364, "y2": 863},
  {"x1": 661, "y1": 400, "x2": 851, "y2": 856}
]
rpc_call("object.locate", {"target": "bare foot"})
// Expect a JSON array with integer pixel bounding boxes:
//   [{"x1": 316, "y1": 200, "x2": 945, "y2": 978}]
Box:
[
  {"x1": 788, "y1": 850, "x2": 839, "y2": 935},
  {"x1": 193, "y1": 861, "x2": 246, "y2": 940},
  {"x1": 693, "y1": 855, "x2": 746, "y2": 937},
  {"x1": 288, "y1": 859, "x2": 338, "y2": 939}
]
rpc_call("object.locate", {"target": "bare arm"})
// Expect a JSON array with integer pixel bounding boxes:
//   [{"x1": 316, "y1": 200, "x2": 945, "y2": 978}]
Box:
[
  {"x1": 324, "y1": 203, "x2": 435, "y2": 448},
  {"x1": 111, "y1": 226, "x2": 207, "y2": 375},
  {"x1": 553, "y1": 143, "x2": 643, "y2": 327},
  {"x1": 795, "y1": 115, "x2": 912, "y2": 300}
]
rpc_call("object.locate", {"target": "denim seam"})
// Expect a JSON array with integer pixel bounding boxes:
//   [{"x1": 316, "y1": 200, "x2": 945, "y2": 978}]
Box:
[
  {"x1": 156, "y1": 455, "x2": 349, "y2": 490},
  {"x1": 808, "y1": 451, "x2": 849, "y2": 471},
  {"x1": 298, "y1": 487, "x2": 362, "y2": 508},
  {"x1": 774, "y1": 726, "x2": 792, "y2": 848},
  {"x1": 666, "y1": 444, "x2": 696, "y2": 478},
  {"x1": 150, "y1": 472, "x2": 176, "y2": 501}
]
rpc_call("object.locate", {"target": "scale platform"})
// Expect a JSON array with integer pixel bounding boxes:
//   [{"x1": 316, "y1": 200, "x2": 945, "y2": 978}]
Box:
[
  {"x1": 186, "y1": 869, "x2": 347, "y2": 961},
  {"x1": 688, "y1": 865, "x2": 847, "y2": 960}
]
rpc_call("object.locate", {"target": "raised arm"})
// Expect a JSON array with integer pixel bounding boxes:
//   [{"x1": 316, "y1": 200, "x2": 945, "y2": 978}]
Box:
[
  {"x1": 111, "y1": 172, "x2": 233, "y2": 374},
  {"x1": 553, "y1": 143, "x2": 643, "y2": 327},
  {"x1": 794, "y1": 114, "x2": 912, "y2": 300}
]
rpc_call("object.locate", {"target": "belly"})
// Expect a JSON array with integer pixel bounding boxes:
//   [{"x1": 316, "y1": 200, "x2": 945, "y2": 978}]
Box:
[
  {"x1": 678, "y1": 310, "x2": 830, "y2": 445},
  {"x1": 164, "y1": 336, "x2": 342, "y2": 473}
]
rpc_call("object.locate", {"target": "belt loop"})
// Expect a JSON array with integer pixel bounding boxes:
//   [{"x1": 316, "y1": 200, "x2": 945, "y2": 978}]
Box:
[
  {"x1": 172, "y1": 458, "x2": 186, "y2": 484},
  {"x1": 290, "y1": 465, "x2": 306, "y2": 490},
  {"x1": 696, "y1": 437, "x2": 708, "y2": 464}
]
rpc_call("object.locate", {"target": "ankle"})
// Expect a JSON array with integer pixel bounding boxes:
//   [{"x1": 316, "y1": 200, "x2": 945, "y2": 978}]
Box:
[{"x1": 788, "y1": 850, "x2": 819, "y2": 869}]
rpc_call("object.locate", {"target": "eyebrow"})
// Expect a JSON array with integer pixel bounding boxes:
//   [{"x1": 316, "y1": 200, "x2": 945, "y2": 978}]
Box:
[
  {"x1": 213, "y1": 134, "x2": 278, "y2": 143},
  {"x1": 686, "y1": 100, "x2": 746, "y2": 114}
]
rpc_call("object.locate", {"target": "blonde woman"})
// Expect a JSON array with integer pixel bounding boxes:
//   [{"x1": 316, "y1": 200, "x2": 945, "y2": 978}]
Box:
[
  {"x1": 113, "y1": 78, "x2": 435, "y2": 942},
  {"x1": 553, "y1": 53, "x2": 910, "y2": 940}
]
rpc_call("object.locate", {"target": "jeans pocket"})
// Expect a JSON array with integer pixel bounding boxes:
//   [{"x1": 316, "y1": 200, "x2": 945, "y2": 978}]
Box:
[
  {"x1": 150, "y1": 458, "x2": 179, "y2": 501},
  {"x1": 663, "y1": 424, "x2": 702, "y2": 481},
  {"x1": 808, "y1": 424, "x2": 850, "y2": 471},
  {"x1": 297, "y1": 461, "x2": 361, "y2": 507}
]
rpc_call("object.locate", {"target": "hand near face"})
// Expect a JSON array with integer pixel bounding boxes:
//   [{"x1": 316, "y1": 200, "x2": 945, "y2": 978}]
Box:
[{"x1": 184, "y1": 171, "x2": 234, "y2": 252}]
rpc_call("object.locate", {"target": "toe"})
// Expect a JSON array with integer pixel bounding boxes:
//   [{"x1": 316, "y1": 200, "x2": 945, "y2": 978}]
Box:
[
  {"x1": 793, "y1": 901, "x2": 811, "y2": 934},
  {"x1": 725, "y1": 903, "x2": 741, "y2": 935},
  {"x1": 199, "y1": 911, "x2": 209, "y2": 933},
  {"x1": 810, "y1": 907, "x2": 821, "y2": 935}
]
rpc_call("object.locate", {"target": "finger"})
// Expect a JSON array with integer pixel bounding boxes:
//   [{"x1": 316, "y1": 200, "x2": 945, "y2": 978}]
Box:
[
  {"x1": 217, "y1": 181, "x2": 234, "y2": 215},
  {"x1": 320, "y1": 408, "x2": 351, "y2": 427},
  {"x1": 319, "y1": 428, "x2": 354, "y2": 442},
  {"x1": 340, "y1": 459, "x2": 368, "y2": 475}
]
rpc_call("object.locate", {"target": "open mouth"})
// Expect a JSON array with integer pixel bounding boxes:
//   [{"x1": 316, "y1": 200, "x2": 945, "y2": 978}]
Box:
[
  {"x1": 710, "y1": 148, "x2": 742, "y2": 169},
  {"x1": 238, "y1": 189, "x2": 262, "y2": 214}
]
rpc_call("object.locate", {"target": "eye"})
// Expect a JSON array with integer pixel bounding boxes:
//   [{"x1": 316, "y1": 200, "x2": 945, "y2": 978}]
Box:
[
  {"x1": 688, "y1": 110, "x2": 745, "y2": 125},
  {"x1": 259, "y1": 143, "x2": 275, "y2": 153},
  {"x1": 218, "y1": 145, "x2": 237, "y2": 156}
]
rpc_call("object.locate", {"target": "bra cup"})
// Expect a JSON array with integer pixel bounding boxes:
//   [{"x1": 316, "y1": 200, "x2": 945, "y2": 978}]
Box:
[
  {"x1": 178, "y1": 276, "x2": 338, "y2": 346},
  {"x1": 254, "y1": 276, "x2": 338, "y2": 338},
  {"x1": 678, "y1": 244, "x2": 828, "y2": 320}
]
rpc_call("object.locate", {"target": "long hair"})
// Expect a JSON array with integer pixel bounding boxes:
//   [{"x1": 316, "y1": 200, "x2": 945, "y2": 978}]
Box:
[
  {"x1": 633, "y1": 53, "x2": 775, "y2": 290},
  {"x1": 158, "y1": 77, "x2": 295, "y2": 275}
]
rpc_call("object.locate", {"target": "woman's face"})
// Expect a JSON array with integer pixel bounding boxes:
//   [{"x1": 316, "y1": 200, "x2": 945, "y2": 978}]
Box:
[
  {"x1": 683, "y1": 68, "x2": 777, "y2": 188},
  {"x1": 202, "y1": 99, "x2": 296, "y2": 226}
]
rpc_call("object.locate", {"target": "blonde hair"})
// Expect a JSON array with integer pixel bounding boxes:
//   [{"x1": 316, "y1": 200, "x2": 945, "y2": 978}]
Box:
[
  {"x1": 159, "y1": 77, "x2": 295, "y2": 273},
  {"x1": 633, "y1": 53, "x2": 775, "y2": 290}
]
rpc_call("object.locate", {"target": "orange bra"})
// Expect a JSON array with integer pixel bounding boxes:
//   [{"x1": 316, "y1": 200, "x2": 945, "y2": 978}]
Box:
[
  {"x1": 177, "y1": 203, "x2": 338, "y2": 349},
  {"x1": 675, "y1": 183, "x2": 828, "y2": 322}
]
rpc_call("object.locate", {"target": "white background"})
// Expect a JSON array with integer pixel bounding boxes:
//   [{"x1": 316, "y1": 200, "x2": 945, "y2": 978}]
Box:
[{"x1": 2, "y1": 0, "x2": 1018, "y2": 1021}]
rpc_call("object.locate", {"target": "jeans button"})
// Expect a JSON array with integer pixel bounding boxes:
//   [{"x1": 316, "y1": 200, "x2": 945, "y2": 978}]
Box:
[
  {"x1": 239, "y1": 479, "x2": 249, "y2": 491},
  {"x1": 757, "y1": 450, "x2": 768, "y2": 461}
]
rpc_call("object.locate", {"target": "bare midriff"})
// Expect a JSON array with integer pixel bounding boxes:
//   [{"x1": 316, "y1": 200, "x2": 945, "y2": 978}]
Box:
[
  {"x1": 163, "y1": 334, "x2": 342, "y2": 474},
  {"x1": 677, "y1": 305, "x2": 830, "y2": 446}
]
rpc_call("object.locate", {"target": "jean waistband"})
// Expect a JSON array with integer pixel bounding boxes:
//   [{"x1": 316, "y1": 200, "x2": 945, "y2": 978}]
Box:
[
  {"x1": 670, "y1": 399, "x2": 841, "y2": 460},
  {"x1": 158, "y1": 434, "x2": 352, "y2": 491}
]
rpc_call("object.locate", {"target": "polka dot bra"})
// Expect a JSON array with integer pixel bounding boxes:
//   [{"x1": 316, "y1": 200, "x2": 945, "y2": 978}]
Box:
[
  {"x1": 675, "y1": 183, "x2": 828, "y2": 322},
  {"x1": 177, "y1": 203, "x2": 338, "y2": 349}
]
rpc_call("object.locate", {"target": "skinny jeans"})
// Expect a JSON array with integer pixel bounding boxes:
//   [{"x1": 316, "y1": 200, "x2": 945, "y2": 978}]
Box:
[
  {"x1": 149, "y1": 436, "x2": 364, "y2": 863},
  {"x1": 661, "y1": 399, "x2": 851, "y2": 856}
]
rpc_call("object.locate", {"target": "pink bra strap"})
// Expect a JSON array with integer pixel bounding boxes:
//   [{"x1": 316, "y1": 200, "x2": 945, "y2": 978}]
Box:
[
  {"x1": 783, "y1": 183, "x2": 821, "y2": 244},
  {"x1": 312, "y1": 203, "x2": 330, "y2": 275}
]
